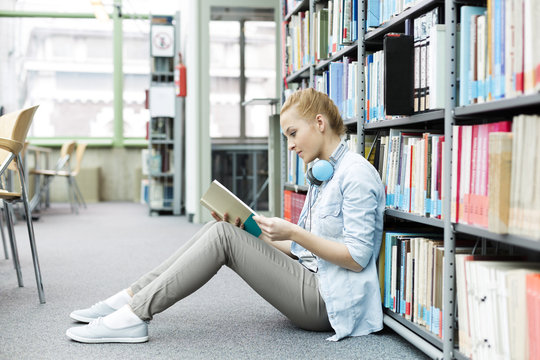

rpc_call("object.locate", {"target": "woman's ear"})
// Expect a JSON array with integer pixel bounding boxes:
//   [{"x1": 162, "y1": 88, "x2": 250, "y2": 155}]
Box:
[{"x1": 315, "y1": 114, "x2": 325, "y2": 132}]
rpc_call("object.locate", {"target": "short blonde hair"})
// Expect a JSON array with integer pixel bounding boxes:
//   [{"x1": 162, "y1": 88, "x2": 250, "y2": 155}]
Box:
[{"x1": 281, "y1": 88, "x2": 346, "y2": 136}]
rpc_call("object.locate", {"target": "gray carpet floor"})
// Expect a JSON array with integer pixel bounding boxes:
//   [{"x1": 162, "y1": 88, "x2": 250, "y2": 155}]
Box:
[{"x1": 0, "y1": 202, "x2": 428, "y2": 360}]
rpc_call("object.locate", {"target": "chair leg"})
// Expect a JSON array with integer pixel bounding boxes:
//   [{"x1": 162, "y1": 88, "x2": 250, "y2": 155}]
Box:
[
  {"x1": 71, "y1": 177, "x2": 87, "y2": 209},
  {"x1": 17, "y1": 158, "x2": 46, "y2": 304},
  {"x1": 5, "y1": 202, "x2": 23, "y2": 287},
  {"x1": 67, "y1": 177, "x2": 78, "y2": 214},
  {"x1": 0, "y1": 207, "x2": 9, "y2": 260}
]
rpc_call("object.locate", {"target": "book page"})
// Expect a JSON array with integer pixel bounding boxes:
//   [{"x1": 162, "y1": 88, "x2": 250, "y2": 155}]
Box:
[{"x1": 200, "y1": 180, "x2": 261, "y2": 237}]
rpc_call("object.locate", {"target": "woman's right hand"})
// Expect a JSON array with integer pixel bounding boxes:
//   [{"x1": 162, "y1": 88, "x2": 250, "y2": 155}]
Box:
[{"x1": 211, "y1": 211, "x2": 244, "y2": 229}]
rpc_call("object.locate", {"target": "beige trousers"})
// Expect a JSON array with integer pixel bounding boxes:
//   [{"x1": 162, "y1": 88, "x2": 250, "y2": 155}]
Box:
[{"x1": 129, "y1": 221, "x2": 331, "y2": 332}]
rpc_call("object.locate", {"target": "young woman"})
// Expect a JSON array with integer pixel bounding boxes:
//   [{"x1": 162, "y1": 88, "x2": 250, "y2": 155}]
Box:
[{"x1": 66, "y1": 88, "x2": 385, "y2": 343}]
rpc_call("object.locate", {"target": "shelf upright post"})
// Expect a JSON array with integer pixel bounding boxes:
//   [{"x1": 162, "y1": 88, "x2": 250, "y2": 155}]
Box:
[
  {"x1": 357, "y1": 0, "x2": 366, "y2": 156},
  {"x1": 443, "y1": 0, "x2": 458, "y2": 358},
  {"x1": 173, "y1": 11, "x2": 183, "y2": 215}
]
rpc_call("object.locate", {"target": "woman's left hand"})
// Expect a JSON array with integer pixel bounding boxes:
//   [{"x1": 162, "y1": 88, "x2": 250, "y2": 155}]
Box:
[{"x1": 253, "y1": 215, "x2": 296, "y2": 241}]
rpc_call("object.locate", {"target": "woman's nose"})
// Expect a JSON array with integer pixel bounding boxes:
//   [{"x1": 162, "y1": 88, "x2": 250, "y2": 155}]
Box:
[{"x1": 287, "y1": 140, "x2": 295, "y2": 151}]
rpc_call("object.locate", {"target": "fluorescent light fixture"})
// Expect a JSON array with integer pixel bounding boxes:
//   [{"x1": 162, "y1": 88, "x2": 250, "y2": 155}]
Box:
[{"x1": 91, "y1": 0, "x2": 110, "y2": 21}]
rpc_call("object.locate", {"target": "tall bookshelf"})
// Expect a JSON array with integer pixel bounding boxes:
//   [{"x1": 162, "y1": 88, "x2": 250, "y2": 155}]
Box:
[
  {"x1": 147, "y1": 14, "x2": 183, "y2": 215},
  {"x1": 280, "y1": 1, "x2": 540, "y2": 359}
]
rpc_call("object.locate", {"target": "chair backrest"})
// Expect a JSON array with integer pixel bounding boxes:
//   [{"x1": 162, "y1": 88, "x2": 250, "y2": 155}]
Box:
[
  {"x1": 0, "y1": 105, "x2": 38, "y2": 180},
  {"x1": 55, "y1": 140, "x2": 76, "y2": 170},
  {"x1": 71, "y1": 143, "x2": 87, "y2": 176},
  {"x1": 0, "y1": 105, "x2": 39, "y2": 148},
  {"x1": 0, "y1": 106, "x2": 39, "y2": 167},
  {"x1": 60, "y1": 140, "x2": 76, "y2": 158}
]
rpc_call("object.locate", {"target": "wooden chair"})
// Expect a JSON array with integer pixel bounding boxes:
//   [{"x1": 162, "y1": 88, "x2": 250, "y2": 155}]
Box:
[
  {"x1": 0, "y1": 105, "x2": 45, "y2": 304},
  {"x1": 30, "y1": 140, "x2": 77, "y2": 213},
  {"x1": 55, "y1": 142, "x2": 87, "y2": 212}
]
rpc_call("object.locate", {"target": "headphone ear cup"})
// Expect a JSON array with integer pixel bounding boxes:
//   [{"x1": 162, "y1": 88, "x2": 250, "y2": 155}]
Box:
[
  {"x1": 306, "y1": 167, "x2": 323, "y2": 186},
  {"x1": 307, "y1": 160, "x2": 333, "y2": 186}
]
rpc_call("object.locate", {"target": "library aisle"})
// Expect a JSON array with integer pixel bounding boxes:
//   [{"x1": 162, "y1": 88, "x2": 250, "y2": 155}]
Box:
[{"x1": 0, "y1": 202, "x2": 427, "y2": 359}]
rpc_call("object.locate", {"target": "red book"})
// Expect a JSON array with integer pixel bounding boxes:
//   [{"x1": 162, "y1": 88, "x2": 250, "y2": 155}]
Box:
[
  {"x1": 469, "y1": 125, "x2": 480, "y2": 225},
  {"x1": 283, "y1": 190, "x2": 292, "y2": 222},
  {"x1": 436, "y1": 136, "x2": 444, "y2": 219},
  {"x1": 454, "y1": 126, "x2": 463, "y2": 223}
]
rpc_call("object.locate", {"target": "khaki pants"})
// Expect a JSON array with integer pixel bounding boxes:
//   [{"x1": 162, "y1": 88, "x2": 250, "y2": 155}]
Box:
[{"x1": 129, "y1": 221, "x2": 331, "y2": 332}]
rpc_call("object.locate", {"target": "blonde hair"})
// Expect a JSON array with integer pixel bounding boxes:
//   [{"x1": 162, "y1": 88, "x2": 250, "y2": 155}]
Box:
[{"x1": 281, "y1": 88, "x2": 346, "y2": 136}]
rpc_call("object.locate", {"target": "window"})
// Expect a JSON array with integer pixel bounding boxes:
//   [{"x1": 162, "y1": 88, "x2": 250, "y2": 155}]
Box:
[
  {"x1": 208, "y1": 12, "x2": 276, "y2": 141},
  {"x1": 0, "y1": 0, "x2": 180, "y2": 143}
]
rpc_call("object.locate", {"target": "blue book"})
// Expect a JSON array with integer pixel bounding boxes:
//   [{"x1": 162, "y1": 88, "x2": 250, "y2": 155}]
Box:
[
  {"x1": 352, "y1": 0, "x2": 358, "y2": 41},
  {"x1": 367, "y1": 54, "x2": 373, "y2": 122},
  {"x1": 459, "y1": 6, "x2": 486, "y2": 106},
  {"x1": 296, "y1": 155, "x2": 305, "y2": 186},
  {"x1": 329, "y1": 61, "x2": 344, "y2": 115},
  {"x1": 367, "y1": 0, "x2": 380, "y2": 28}
]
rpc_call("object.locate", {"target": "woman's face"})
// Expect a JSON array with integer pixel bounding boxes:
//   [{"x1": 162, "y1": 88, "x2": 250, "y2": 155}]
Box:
[{"x1": 280, "y1": 106, "x2": 323, "y2": 164}]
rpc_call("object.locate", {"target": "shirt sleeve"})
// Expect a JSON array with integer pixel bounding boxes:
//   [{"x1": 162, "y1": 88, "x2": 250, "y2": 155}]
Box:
[{"x1": 341, "y1": 163, "x2": 382, "y2": 269}]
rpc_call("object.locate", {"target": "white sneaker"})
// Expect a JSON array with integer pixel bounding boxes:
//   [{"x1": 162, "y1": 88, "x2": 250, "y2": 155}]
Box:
[
  {"x1": 66, "y1": 317, "x2": 148, "y2": 344},
  {"x1": 70, "y1": 302, "x2": 117, "y2": 323}
]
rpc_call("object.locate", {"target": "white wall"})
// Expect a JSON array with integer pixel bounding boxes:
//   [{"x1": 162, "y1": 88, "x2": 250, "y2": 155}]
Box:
[{"x1": 182, "y1": 0, "x2": 280, "y2": 223}]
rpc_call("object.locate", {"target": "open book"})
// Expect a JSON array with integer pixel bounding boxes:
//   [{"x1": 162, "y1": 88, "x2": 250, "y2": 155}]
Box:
[{"x1": 200, "y1": 180, "x2": 262, "y2": 237}]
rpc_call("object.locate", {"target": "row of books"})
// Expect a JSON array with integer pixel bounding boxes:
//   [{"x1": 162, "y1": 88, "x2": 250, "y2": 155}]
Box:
[
  {"x1": 142, "y1": 148, "x2": 174, "y2": 175},
  {"x1": 282, "y1": 0, "x2": 359, "y2": 77},
  {"x1": 459, "y1": 2, "x2": 540, "y2": 106},
  {"x1": 381, "y1": 232, "x2": 446, "y2": 338},
  {"x1": 314, "y1": 58, "x2": 359, "y2": 120},
  {"x1": 413, "y1": 8, "x2": 441, "y2": 112},
  {"x1": 450, "y1": 120, "x2": 512, "y2": 229},
  {"x1": 285, "y1": 134, "x2": 366, "y2": 187},
  {"x1": 313, "y1": 0, "x2": 358, "y2": 61},
  {"x1": 140, "y1": 178, "x2": 173, "y2": 209},
  {"x1": 283, "y1": 10, "x2": 311, "y2": 75},
  {"x1": 287, "y1": 149, "x2": 307, "y2": 186},
  {"x1": 283, "y1": 190, "x2": 307, "y2": 224},
  {"x1": 379, "y1": 129, "x2": 445, "y2": 218},
  {"x1": 378, "y1": 117, "x2": 539, "y2": 240},
  {"x1": 451, "y1": 115, "x2": 540, "y2": 239},
  {"x1": 455, "y1": 256, "x2": 540, "y2": 360},
  {"x1": 364, "y1": 8, "x2": 445, "y2": 122}
]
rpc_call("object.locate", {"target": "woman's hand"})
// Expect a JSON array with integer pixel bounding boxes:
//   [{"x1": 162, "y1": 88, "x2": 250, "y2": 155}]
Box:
[
  {"x1": 211, "y1": 211, "x2": 244, "y2": 229},
  {"x1": 253, "y1": 215, "x2": 296, "y2": 241}
]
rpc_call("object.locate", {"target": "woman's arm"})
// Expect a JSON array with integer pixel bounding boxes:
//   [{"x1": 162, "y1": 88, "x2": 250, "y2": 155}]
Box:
[
  {"x1": 260, "y1": 235, "x2": 295, "y2": 258},
  {"x1": 253, "y1": 216, "x2": 363, "y2": 272}
]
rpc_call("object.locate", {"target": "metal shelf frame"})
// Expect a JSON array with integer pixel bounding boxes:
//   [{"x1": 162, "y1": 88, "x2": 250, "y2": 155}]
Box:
[
  {"x1": 364, "y1": 110, "x2": 445, "y2": 130},
  {"x1": 385, "y1": 209, "x2": 445, "y2": 228},
  {"x1": 279, "y1": 0, "x2": 538, "y2": 359}
]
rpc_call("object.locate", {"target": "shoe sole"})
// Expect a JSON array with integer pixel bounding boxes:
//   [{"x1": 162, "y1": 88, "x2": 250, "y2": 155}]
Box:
[{"x1": 66, "y1": 329, "x2": 148, "y2": 344}]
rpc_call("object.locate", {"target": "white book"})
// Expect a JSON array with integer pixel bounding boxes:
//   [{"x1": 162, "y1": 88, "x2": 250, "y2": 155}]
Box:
[
  {"x1": 477, "y1": 14, "x2": 487, "y2": 103},
  {"x1": 428, "y1": 25, "x2": 446, "y2": 109}
]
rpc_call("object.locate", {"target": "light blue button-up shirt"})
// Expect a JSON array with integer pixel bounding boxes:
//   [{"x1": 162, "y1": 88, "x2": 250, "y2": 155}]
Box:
[{"x1": 291, "y1": 140, "x2": 385, "y2": 341}]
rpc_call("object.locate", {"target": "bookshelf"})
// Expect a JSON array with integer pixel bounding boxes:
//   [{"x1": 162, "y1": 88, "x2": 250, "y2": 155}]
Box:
[
  {"x1": 280, "y1": 0, "x2": 540, "y2": 359},
  {"x1": 147, "y1": 15, "x2": 183, "y2": 215}
]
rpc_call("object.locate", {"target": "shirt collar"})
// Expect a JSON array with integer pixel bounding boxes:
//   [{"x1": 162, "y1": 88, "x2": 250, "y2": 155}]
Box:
[{"x1": 328, "y1": 138, "x2": 349, "y2": 168}]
